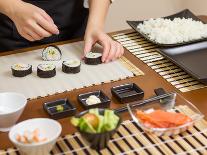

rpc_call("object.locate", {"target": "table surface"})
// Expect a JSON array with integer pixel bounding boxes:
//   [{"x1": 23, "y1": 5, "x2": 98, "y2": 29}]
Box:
[{"x1": 1, "y1": 16, "x2": 207, "y2": 150}]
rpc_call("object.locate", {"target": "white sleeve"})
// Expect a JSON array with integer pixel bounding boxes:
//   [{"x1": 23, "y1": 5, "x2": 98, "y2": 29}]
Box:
[
  {"x1": 83, "y1": 0, "x2": 89, "y2": 8},
  {"x1": 84, "y1": 0, "x2": 114, "y2": 8}
]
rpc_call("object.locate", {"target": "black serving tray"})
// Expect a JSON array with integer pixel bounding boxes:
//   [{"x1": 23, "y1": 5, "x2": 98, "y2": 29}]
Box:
[
  {"x1": 111, "y1": 83, "x2": 144, "y2": 103},
  {"x1": 43, "y1": 98, "x2": 76, "y2": 119},
  {"x1": 158, "y1": 41, "x2": 207, "y2": 85},
  {"x1": 78, "y1": 90, "x2": 111, "y2": 109},
  {"x1": 127, "y1": 9, "x2": 207, "y2": 47}
]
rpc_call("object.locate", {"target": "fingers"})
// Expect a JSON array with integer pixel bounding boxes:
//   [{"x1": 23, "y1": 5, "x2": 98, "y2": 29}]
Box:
[
  {"x1": 27, "y1": 30, "x2": 42, "y2": 40},
  {"x1": 120, "y1": 44, "x2": 125, "y2": 57},
  {"x1": 113, "y1": 44, "x2": 121, "y2": 61},
  {"x1": 39, "y1": 9, "x2": 54, "y2": 24},
  {"x1": 26, "y1": 13, "x2": 57, "y2": 41},
  {"x1": 105, "y1": 41, "x2": 117, "y2": 63},
  {"x1": 100, "y1": 39, "x2": 110, "y2": 63},
  {"x1": 31, "y1": 23, "x2": 52, "y2": 38},
  {"x1": 12, "y1": 2, "x2": 58, "y2": 42},
  {"x1": 83, "y1": 39, "x2": 94, "y2": 58},
  {"x1": 36, "y1": 15, "x2": 59, "y2": 35},
  {"x1": 117, "y1": 42, "x2": 125, "y2": 58},
  {"x1": 23, "y1": 25, "x2": 43, "y2": 41},
  {"x1": 104, "y1": 41, "x2": 124, "y2": 62},
  {"x1": 83, "y1": 32, "x2": 124, "y2": 63},
  {"x1": 21, "y1": 31, "x2": 35, "y2": 42}
]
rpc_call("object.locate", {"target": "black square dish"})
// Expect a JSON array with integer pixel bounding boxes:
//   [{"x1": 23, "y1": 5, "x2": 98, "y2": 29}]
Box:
[
  {"x1": 127, "y1": 9, "x2": 207, "y2": 47},
  {"x1": 78, "y1": 90, "x2": 111, "y2": 109},
  {"x1": 111, "y1": 83, "x2": 144, "y2": 103},
  {"x1": 43, "y1": 98, "x2": 76, "y2": 119}
]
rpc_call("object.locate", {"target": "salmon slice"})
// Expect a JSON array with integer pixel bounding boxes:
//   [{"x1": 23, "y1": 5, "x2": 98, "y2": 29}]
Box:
[{"x1": 136, "y1": 110, "x2": 192, "y2": 128}]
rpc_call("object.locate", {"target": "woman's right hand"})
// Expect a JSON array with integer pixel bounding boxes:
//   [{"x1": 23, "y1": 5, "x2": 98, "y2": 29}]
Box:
[{"x1": 8, "y1": 1, "x2": 59, "y2": 41}]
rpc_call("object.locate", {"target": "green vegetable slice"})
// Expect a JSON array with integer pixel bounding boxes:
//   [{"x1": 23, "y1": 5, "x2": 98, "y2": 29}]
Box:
[{"x1": 71, "y1": 109, "x2": 120, "y2": 133}]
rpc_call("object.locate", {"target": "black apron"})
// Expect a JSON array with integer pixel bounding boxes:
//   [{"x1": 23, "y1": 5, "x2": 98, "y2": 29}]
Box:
[{"x1": 0, "y1": 0, "x2": 89, "y2": 52}]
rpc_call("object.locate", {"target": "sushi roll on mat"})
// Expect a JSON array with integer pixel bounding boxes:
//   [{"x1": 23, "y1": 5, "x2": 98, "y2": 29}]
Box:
[
  {"x1": 62, "y1": 59, "x2": 81, "y2": 74},
  {"x1": 42, "y1": 45, "x2": 62, "y2": 61},
  {"x1": 11, "y1": 63, "x2": 32, "y2": 77},
  {"x1": 84, "y1": 52, "x2": 102, "y2": 65},
  {"x1": 37, "y1": 64, "x2": 56, "y2": 78}
]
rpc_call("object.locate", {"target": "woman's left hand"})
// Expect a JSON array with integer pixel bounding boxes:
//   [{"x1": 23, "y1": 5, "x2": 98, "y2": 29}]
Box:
[{"x1": 84, "y1": 29, "x2": 124, "y2": 63}]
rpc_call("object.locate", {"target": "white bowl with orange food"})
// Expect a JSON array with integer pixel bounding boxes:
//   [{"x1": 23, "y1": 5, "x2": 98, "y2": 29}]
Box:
[
  {"x1": 0, "y1": 92, "x2": 27, "y2": 132},
  {"x1": 127, "y1": 93, "x2": 204, "y2": 136},
  {"x1": 9, "y1": 118, "x2": 62, "y2": 155}
]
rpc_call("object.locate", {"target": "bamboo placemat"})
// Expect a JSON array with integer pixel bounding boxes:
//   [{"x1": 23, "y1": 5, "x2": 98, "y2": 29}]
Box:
[
  {"x1": 0, "y1": 41, "x2": 143, "y2": 100},
  {"x1": 112, "y1": 32, "x2": 206, "y2": 92},
  {"x1": 119, "y1": 56, "x2": 144, "y2": 76},
  {"x1": 1, "y1": 105, "x2": 207, "y2": 155}
]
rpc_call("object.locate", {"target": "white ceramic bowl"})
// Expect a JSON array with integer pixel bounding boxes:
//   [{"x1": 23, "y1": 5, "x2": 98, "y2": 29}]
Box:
[
  {"x1": 0, "y1": 92, "x2": 27, "y2": 132},
  {"x1": 9, "y1": 118, "x2": 62, "y2": 155}
]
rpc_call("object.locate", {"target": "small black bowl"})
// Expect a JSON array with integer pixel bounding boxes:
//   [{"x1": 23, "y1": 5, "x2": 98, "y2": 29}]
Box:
[
  {"x1": 111, "y1": 83, "x2": 144, "y2": 103},
  {"x1": 75, "y1": 109, "x2": 122, "y2": 150},
  {"x1": 78, "y1": 90, "x2": 111, "y2": 109},
  {"x1": 43, "y1": 98, "x2": 76, "y2": 119}
]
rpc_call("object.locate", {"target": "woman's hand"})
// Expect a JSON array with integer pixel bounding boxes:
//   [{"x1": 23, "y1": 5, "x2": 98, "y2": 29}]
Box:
[
  {"x1": 7, "y1": 1, "x2": 59, "y2": 41},
  {"x1": 84, "y1": 0, "x2": 124, "y2": 63},
  {"x1": 84, "y1": 29, "x2": 124, "y2": 63}
]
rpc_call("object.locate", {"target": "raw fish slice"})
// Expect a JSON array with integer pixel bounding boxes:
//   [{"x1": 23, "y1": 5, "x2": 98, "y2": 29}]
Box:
[{"x1": 136, "y1": 110, "x2": 192, "y2": 128}]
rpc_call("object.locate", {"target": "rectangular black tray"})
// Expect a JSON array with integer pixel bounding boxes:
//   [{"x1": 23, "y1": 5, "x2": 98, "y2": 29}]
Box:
[
  {"x1": 78, "y1": 90, "x2": 111, "y2": 109},
  {"x1": 43, "y1": 98, "x2": 76, "y2": 119},
  {"x1": 158, "y1": 41, "x2": 207, "y2": 85},
  {"x1": 127, "y1": 9, "x2": 207, "y2": 47},
  {"x1": 111, "y1": 83, "x2": 144, "y2": 103}
]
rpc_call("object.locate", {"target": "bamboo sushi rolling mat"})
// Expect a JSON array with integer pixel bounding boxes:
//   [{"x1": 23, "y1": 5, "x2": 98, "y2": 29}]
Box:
[
  {"x1": 112, "y1": 32, "x2": 206, "y2": 93},
  {"x1": 1, "y1": 105, "x2": 207, "y2": 155},
  {"x1": 0, "y1": 41, "x2": 143, "y2": 100}
]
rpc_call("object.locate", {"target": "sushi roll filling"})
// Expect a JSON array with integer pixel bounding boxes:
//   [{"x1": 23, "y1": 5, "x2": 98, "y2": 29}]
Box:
[
  {"x1": 11, "y1": 63, "x2": 31, "y2": 71},
  {"x1": 42, "y1": 45, "x2": 62, "y2": 61},
  {"x1": 63, "y1": 60, "x2": 81, "y2": 67},
  {"x1": 62, "y1": 59, "x2": 81, "y2": 74},
  {"x1": 38, "y1": 64, "x2": 55, "y2": 71},
  {"x1": 85, "y1": 52, "x2": 102, "y2": 59},
  {"x1": 84, "y1": 52, "x2": 102, "y2": 65}
]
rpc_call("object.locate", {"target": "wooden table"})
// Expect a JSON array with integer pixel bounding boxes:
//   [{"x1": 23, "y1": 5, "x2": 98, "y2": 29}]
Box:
[{"x1": 1, "y1": 16, "x2": 207, "y2": 150}]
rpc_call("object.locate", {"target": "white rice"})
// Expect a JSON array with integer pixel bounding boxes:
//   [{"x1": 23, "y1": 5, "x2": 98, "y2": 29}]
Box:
[
  {"x1": 11, "y1": 63, "x2": 31, "y2": 71},
  {"x1": 63, "y1": 59, "x2": 81, "y2": 67},
  {"x1": 137, "y1": 17, "x2": 207, "y2": 44},
  {"x1": 86, "y1": 52, "x2": 102, "y2": 58},
  {"x1": 37, "y1": 64, "x2": 55, "y2": 71},
  {"x1": 42, "y1": 46, "x2": 61, "y2": 61}
]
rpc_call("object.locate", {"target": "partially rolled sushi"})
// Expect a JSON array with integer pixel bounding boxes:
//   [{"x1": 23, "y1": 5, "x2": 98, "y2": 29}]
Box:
[
  {"x1": 11, "y1": 63, "x2": 32, "y2": 77},
  {"x1": 84, "y1": 52, "x2": 102, "y2": 65},
  {"x1": 62, "y1": 59, "x2": 81, "y2": 74},
  {"x1": 37, "y1": 64, "x2": 56, "y2": 78},
  {"x1": 42, "y1": 45, "x2": 62, "y2": 61}
]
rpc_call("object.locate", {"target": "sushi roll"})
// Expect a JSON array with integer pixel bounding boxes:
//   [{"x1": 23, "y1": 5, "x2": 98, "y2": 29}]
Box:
[
  {"x1": 62, "y1": 59, "x2": 81, "y2": 74},
  {"x1": 11, "y1": 63, "x2": 32, "y2": 77},
  {"x1": 84, "y1": 52, "x2": 102, "y2": 65},
  {"x1": 37, "y1": 64, "x2": 56, "y2": 78},
  {"x1": 42, "y1": 45, "x2": 62, "y2": 61}
]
